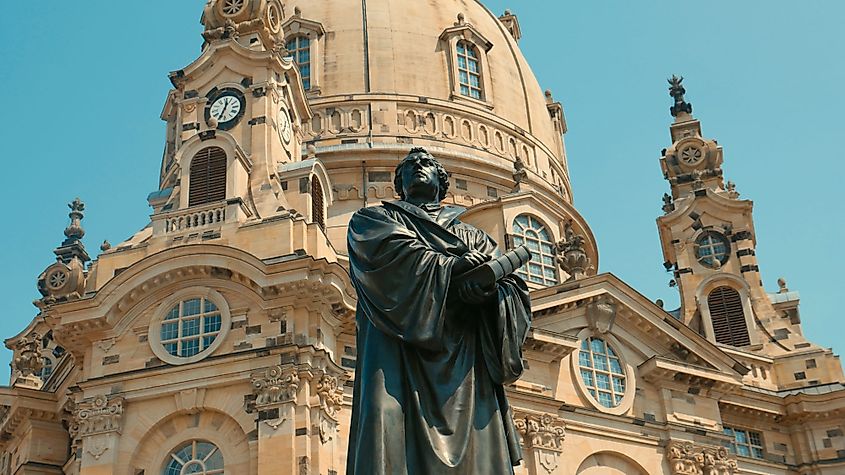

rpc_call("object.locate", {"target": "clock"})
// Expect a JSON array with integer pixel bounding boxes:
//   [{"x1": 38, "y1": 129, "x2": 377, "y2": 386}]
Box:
[
  {"x1": 278, "y1": 103, "x2": 292, "y2": 144},
  {"x1": 205, "y1": 88, "x2": 246, "y2": 130}
]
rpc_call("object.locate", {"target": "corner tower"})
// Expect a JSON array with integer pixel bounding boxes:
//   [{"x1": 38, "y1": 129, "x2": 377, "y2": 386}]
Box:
[{"x1": 656, "y1": 77, "x2": 841, "y2": 389}]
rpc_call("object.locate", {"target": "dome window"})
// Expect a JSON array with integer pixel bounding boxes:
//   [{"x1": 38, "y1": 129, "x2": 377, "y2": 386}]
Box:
[
  {"x1": 708, "y1": 286, "x2": 750, "y2": 346},
  {"x1": 511, "y1": 214, "x2": 558, "y2": 286},
  {"x1": 163, "y1": 440, "x2": 224, "y2": 474},
  {"x1": 456, "y1": 41, "x2": 483, "y2": 100},
  {"x1": 286, "y1": 35, "x2": 312, "y2": 90},
  {"x1": 189, "y1": 147, "x2": 227, "y2": 207}
]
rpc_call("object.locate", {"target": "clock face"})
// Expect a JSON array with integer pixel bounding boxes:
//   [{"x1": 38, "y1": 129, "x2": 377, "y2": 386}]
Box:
[
  {"x1": 278, "y1": 104, "x2": 292, "y2": 144},
  {"x1": 210, "y1": 94, "x2": 242, "y2": 123},
  {"x1": 205, "y1": 88, "x2": 246, "y2": 130}
]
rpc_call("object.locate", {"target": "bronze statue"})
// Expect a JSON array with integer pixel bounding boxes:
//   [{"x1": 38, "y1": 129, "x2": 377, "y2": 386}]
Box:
[{"x1": 346, "y1": 148, "x2": 532, "y2": 474}]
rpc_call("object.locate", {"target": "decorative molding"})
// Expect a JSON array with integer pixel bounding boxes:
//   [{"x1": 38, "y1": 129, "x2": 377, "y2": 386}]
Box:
[
  {"x1": 75, "y1": 395, "x2": 124, "y2": 437},
  {"x1": 514, "y1": 412, "x2": 566, "y2": 474},
  {"x1": 316, "y1": 374, "x2": 344, "y2": 419},
  {"x1": 666, "y1": 441, "x2": 737, "y2": 475},
  {"x1": 252, "y1": 365, "x2": 299, "y2": 407},
  {"x1": 585, "y1": 297, "x2": 616, "y2": 334}
]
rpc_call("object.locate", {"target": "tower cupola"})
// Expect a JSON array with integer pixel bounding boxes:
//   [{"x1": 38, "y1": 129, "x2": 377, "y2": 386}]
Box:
[{"x1": 201, "y1": 0, "x2": 285, "y2": 51}]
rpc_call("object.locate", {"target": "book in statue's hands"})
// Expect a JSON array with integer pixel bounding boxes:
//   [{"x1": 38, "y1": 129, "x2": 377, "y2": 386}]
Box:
[{"x1": 453, "y1": 245, "x2": 533, "y2": 289}]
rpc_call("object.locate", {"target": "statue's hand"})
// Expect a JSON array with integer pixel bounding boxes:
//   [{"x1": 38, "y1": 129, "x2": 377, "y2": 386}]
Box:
[
  {"x1": 453, "y1": 250, "x2": 491, "y2": 276},
  {"x1": 457, "y1": 280, "x2": 497, "y2": 304}
]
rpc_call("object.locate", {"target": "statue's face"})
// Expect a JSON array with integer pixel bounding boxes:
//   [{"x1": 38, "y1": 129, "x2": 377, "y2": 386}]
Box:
[{"x1": 400, "y1": 153, "x2": 439, "y2": 201}]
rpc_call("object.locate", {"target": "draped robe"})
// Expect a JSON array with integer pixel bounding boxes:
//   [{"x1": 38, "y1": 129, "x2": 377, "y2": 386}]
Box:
[{"x1": 346, "y1": 200, "x2": 532, "y2": 475}]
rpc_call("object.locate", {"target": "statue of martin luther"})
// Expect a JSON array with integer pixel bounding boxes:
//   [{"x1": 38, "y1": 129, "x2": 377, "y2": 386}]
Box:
[{"x1": 346, "y1": 147, "x2": 532, "y2": 474}]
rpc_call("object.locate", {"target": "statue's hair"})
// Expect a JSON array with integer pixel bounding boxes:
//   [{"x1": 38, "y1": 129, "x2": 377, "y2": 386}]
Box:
[{"x1": 394, "y1": 147, "x2": 450, "y2": 201}]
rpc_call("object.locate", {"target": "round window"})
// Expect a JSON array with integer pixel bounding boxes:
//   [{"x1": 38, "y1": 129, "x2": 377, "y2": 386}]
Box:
[
  {"x1": 149, "y1": 289, "x2": 231, "y2": 365},
  {"x1": 578, "y1": 337, "x2": 626, "y2": 408},
  {"x1": 163, "y1": 440, "x2": 224, "y2": 475},
  {"x1": 695, "y1": 231, "x2": 730, "y2": 268},
  {"x1": 219, "y1": 0, "x2": 246, "y2": 16},
  {"x1": 160, "y1": 298, "x2": 222, "y2": 358}
]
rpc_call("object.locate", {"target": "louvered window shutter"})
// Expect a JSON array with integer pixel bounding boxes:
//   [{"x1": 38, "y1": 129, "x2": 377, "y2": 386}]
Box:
[
  {"x1": 311, "y1": 176, "x2": 325, "y2": 230},
  {"x1": 189, "y1": 147, "x2": 227, "y2": 207},
  {"x1": 707, "y1": 286, "x2": 750, "y2": 346}
]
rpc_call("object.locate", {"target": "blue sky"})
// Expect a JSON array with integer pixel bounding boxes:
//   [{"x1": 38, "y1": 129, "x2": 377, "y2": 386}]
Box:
[{"x1": 0, "y1": 1, "x2": 842, "y2": 372}]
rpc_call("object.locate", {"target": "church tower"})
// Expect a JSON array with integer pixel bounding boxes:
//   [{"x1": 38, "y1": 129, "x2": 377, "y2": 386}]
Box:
[{"x1": 656, "y1": 76, "x2": 841, "y2": 390}]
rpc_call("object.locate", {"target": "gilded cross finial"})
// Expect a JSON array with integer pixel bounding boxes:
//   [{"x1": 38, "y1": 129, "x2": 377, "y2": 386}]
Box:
[{"x1": 668, "y1": 75, "x2": 693, "y2": 117}]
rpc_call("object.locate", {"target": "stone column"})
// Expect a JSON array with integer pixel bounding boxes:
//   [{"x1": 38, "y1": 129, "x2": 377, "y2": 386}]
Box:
[
  {"x1": 75, "y1": 395, "x2": 123, "y2": 475},
  {"x1": 252, "y1": 365, "x2": 300, "y2": 475},
  {"x1": 514, "y1": 412, "x2": 566, "y2": 475}
]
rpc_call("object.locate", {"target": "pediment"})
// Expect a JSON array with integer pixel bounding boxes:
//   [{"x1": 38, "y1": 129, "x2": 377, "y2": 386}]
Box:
[{"x1": 531, "y1": 273, "x2": 747, "y2": 388}]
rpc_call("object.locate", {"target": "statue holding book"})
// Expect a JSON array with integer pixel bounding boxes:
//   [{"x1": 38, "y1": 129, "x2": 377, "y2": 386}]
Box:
[{"x1": 346, "y1": 147, "x2": 533, "y2": 474}]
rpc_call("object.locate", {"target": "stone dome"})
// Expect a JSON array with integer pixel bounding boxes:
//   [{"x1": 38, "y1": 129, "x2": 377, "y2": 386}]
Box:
[{"x1": 284, "y1": 0, "x2": 572, "y2": 201}]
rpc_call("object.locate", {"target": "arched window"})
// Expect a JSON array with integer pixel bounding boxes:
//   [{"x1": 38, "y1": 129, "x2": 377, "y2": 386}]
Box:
[
  {"x1": 163, "y1": 440, "x2": 224, "y2": 475},
  {"x1": 512, "y1": 214, "x2": 558, "y2": 286},
  {"x1": 456, "y1": 41, "x2": 483, "y2": 100},
  {"x1": 708, "y1": 286, "x2": 750, "y2": 346},
  {"x1": 286, "y1": 35, "x2": 311, "y2": 90},
  {"x1": 578, "y1": 337, "x2": 626, "y2": 408},
  {"x1": 311, "y1": 176, "x2": 325, "y2": 230},
  {"x1": 189, "y1": 147, "x2": 227, "y2": 207}
]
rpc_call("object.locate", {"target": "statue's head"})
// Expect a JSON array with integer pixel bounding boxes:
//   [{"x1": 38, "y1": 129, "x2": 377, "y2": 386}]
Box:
[{"x1": 394, "y1": 147, "x2": 450, "y2": 202}]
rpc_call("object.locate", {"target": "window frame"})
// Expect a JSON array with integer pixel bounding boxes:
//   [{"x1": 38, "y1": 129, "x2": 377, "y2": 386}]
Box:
[
  {"x1": 455, "y1": 40, "x2": 484, "y2": 100},
  {"x1": 511, "y1": 214, "x2": 559, "y2": 287},
  {"x1": 285, "y1": 35, "x2": 312, "y2": 91},
  {"x1": 695, "y1": 274, "x2": 759, "y2": 347},
  {"x1": 281, "y1": 14, "x2": 326, "y2": 95},
  {"x1": 694, "y1": 230, "x2": 731, "y2": 269},
  {"x1": 439, "y1": 20, "x2": 495, "y2": 109},
  {"x1": 723, "y1": 425, "x2": 766, "y2": 460},
  {"x1": 570, "y1": 329, "x2": 636, "y2": 416},
  {"x1": 162, "y1": 439, "x2": 225, "y2": 475},
  {"x1": 149, "y1": 288, "x2": 231, "y2": 366},
  {"x1": 188, "y1": 146, "x2": 228, "y2": 208}
]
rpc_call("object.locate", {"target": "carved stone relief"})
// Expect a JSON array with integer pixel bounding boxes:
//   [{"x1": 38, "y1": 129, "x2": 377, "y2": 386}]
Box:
[
  {"x1": 252, "y1": 365, "x2": 299, "y2": 407},
  {"x1": 74, "y1": 395, "x2": 124, "y2": 437},
  {"x1": 514, "y1": 412, "x2": 566, "y2": 474},
  {"x1": 666, "y1": 441, "x2": 737, "y2": 475}
]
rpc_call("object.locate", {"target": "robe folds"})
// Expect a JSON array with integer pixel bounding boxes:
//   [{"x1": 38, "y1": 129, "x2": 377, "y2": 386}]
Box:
[{"x1": 346, "y1": 200, "x2": 532, "y2": 475}]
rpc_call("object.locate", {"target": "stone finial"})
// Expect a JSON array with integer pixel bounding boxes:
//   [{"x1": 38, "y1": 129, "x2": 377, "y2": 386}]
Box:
[
  {"x1": 662, "y1": 193, "x2": 675, "y2": 213},
  {"x1": 511, "y1": 157, "x2": 528, "y2": 192},
  {"x1": 544, "y1": 90, "x2": 554, "y2": 104},
  {"x1": 456, "y1": 13, "x2": 466, "y2": 25},
  {"x1": 725, "y1": 180, "x2": 740, "y2": 199},
  {"x1": 294, "y1": 6, "x2": 302, "y2": 17},
  {"x1": 12, "y1": 332, "x2": 43, "y2": 378},
  {"x1": 777, "y1": 277, "x2": 789, "y2": 293},
  {"x1": 306, "y1": 143, "x2": 317, "y2": 159},
  {"x1": 668, "y1": 75, "x2": 693, "y2": 118},
  {"x1": 64, "y1": 198, "x2": 86, "y2": 243},
  {"x1": 100, "y1": 240, "x2": 111, "y2": 252},
  {"x1": 555, "y1": 220, "x2": 593, "y2": 281}
]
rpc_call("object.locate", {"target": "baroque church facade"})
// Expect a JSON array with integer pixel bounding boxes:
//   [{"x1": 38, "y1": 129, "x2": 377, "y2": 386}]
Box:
[{"x1": 2, "y1": 1, "x2": 843, "y2": 474}]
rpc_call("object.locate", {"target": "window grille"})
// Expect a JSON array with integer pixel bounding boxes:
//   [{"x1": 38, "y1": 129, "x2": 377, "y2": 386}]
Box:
[
  {"x1": 512, "y1": 215, "x2": 558, "y2": 286},
  {"x1": 286, "y1": 36, "x2": 311, "y2": 90},
  {"x1": 723, "y1": 426, "x2": 765, "y2": 459},
  {"x1": 456, "y1": 41, "x2": 482, "y2": 100}
]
